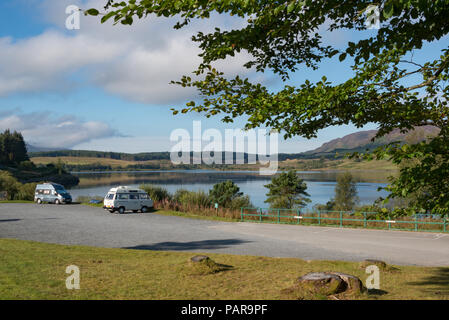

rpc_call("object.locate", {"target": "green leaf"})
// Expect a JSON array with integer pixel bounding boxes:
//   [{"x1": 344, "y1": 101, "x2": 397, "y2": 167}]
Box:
[
  {"x1": 85, "y1": 8, "x2": 99, "y2": 16},
  {"x1": 101, "y1": 11, "x2": 116, "y2": 23},
  {"x1": 274, "y1": 5, "x2": 283, "y2": 15},
  {"x1": 383, "y1": 2, "x2": 394, "y2": 19},
  {"x1": 287, "y1": 2, "x2": 295, "y2": 14}
]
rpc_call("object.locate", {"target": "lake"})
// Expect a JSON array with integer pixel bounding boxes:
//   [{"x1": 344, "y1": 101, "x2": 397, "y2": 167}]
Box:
[{"x1": 68, "y1": 170, "x2": 390, "y2": 209}]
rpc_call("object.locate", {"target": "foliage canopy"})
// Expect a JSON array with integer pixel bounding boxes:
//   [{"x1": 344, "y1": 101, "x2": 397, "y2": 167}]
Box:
[{"x1": 89, "y1": 1, "x2": 449, "y2": 214}]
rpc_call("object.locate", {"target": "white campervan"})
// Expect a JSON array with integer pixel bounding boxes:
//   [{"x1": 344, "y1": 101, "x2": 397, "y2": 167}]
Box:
[{"x1": 103, "y1": 186, "x2": 154, "y2": 214}]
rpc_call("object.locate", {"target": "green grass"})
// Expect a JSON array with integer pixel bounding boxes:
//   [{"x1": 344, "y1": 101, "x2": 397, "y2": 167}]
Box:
[
  {"x1": 0, "y1": 238, "x2": 448, "y2": 300},
  {"x1": 80, "y1": 202, "x2": 104, "y2": 208},
  {"x1": 0, "y1": 200, "x2": 33, "y2": 204}
]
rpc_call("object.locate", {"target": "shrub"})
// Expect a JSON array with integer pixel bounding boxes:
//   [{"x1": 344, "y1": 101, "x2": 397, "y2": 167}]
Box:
[
  {"x1": 173, "y1": 189, "x2": 190, "y2": 203},
  {"x1": 0, "y1": 170, "x2": 37, "y2": 201},
  {"x1": 229, "y1": 195, "x2": 252, "y2": 210},
  {"x1": 0, "y1": 171, "x2": 21, "y2": 200},
  {"x1": 18, "y1": 161, "x2": 35, "y2": 171},
  {"x1": 264, "y1": 170, "x2": 310, "y2": 209},
  {"x1": 174, "y1": 189, "x2": 211, "y2": 208},
  {"x1": 15, "y1": 182, "x2": 38, "y2": 201},
  {"x1": 209, "y1": 180, "x2": 243, "y2": 208},
  {"x1": 140, "y1": 184, "x2": 172, "y2": 202},
  {"x1": 333, "y1": 172, "x2": 359, "y2": 211}
]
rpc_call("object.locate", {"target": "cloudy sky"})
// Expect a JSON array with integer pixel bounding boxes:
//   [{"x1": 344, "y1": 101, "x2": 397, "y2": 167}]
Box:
[{"x1": 0, "y1": 0, "x2": 445, "y2": 153}]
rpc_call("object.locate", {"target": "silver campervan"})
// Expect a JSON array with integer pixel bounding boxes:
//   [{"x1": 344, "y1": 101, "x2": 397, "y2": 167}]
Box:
[
  {"x1": 103, "y1": 186, "x2": 153, "y2": 214},
  {"x1": 34, "y1": 183, "x2": 72, "y2": 204}
]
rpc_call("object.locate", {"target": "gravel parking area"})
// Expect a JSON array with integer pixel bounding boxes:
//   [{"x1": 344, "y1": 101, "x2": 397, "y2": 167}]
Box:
[{"x1": 1, "y1": 203, "x2": 448, "y2": 266}]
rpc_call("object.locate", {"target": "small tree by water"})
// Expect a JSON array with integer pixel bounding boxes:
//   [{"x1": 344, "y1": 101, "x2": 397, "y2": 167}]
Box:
[
  {"x1": 333, "y1": 172, "x2": 359, "y2": 211},
  {"x1": 264, "y1": 170, "x2": 310, "y2": 209},
  {"x1": 209, "y1": 180, "x2": 249, "y2": 209}
]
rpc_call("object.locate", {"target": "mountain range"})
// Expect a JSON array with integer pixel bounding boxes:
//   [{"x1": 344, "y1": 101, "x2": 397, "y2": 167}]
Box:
[{"x1": 303, "y1": 125, "x2": 439, "y2": 156}]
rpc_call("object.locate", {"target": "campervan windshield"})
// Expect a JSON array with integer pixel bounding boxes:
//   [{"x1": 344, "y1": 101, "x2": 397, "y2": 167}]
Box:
[{"x1": 54, "y1": 185, "x2": 68, "y2": 194}]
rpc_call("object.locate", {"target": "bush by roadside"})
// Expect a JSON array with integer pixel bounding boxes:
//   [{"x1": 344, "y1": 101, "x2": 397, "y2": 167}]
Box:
[
  {"x1": 140, "y1": 182, "x2": 253, "y2": 220},
  {"x1": 0, "y1": 171, "x2": 37, "y2": 201}
]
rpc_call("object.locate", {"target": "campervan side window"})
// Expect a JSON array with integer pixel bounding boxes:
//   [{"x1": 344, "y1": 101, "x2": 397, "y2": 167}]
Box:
[
  {"x1": 118, "y1": 194, "x2": 129, "y2": 200},
  {"x1": 129, "y1": 194, "x2": 139, "y2": 200},
  {"x1": 139, "y1": 194, "x2": 149, "y2": 199}
]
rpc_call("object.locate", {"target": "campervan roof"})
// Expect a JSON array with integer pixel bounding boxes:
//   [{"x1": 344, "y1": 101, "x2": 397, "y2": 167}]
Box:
[
  {"x1": 109, "y1": 186, "x2": 144, "y2": 193},
  {"x1": 36, "y1": 182, "x2": 64, "y2": 189}
]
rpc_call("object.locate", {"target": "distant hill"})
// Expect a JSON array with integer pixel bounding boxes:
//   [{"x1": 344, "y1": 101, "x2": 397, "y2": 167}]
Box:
[
  {"x1": 303, "y1": 126, "x2": 440, "y2": 156},
  {"x1": 26, "y1": 143, "x2": 66, "y2": 153},
  {"x1": 27, "y1": 126, "x2": 440, "y2": 163}
]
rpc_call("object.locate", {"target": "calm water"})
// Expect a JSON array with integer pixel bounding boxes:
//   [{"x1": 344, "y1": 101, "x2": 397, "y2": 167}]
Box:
[{"x1": 68, "y1": 170, "x2": 389, "y2": 209}]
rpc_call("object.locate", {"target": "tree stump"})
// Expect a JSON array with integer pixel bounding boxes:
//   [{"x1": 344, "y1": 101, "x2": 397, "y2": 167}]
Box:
[
  {"x1": 188, "y1": 255, "x2": 228, "y2": 275},
  {"x1": 359, "y1": 259, "x2": 388, "y2": 270},
  {"x1": 190, "y1": 255, "x2": 210, "y2": 263},
  {"x1": 281, "y1": 271, "x2": 365, "y2": 299},
  {"x1": 328, "y1": 272, "x2": 364, "y2": 293},
  {"x1": 296, "y1": 272, "x2": 346, "y2": 295}
]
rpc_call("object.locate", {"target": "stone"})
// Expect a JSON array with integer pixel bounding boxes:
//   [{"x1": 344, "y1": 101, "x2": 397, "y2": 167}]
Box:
[
  {"x1": 190, "y1": 255, "x2": 210, "y2": 263},
  {"x1": 359, "y1": 259, "x2": 388, "y2": 270},
  {"x1": 296, "y1": 272, "x2": 346, "y2": 295},
  {"x1": 188, "y1": 255, "x2": 230, "y2": 275},
  {"x1": 281, "y1": 271, "x2": 365, "y2": 299},
  {"x1": 329, "y1": 272, "x2": 364, "y2": 293}
]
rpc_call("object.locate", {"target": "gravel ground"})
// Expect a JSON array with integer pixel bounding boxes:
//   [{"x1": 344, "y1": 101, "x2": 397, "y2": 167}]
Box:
[{"x1": 1, "y1": 203, "x2": 448, "y2": 266}]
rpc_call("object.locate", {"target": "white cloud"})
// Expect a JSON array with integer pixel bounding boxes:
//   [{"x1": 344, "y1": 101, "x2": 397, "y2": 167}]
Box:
[
  {"x1": 0, "y1": 31, "x2": 124, "y2": 95},
  {"x1": 0, "y1": 110, "x2": 118, "y2": 148},
  {"x1": 0, "y1": 0, "x2": 257, "y2": 104},
  {"x1": 73, "y1": 136, "x2": 172, "y2": 153}
]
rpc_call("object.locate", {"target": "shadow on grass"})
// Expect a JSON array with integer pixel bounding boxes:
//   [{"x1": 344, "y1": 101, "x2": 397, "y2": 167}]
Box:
[
  {"x1": 407, "y1": 267, "x2": 449, "y2": 296},
  {"x1": 367, "y1": 289, "x2": 388, "y2": 296},
  {"x1": 0, "y1": 219, "x2": 21, "y2": 223},
  {"x1": 123, "y1": 238, "x2": 251, "y2": 251}
]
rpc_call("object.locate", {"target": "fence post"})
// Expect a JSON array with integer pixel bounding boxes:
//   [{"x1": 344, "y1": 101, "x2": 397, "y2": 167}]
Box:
[
  {"x1": 363, "y1": 212, "x2": 367, "y2": 228},
  {"x1": 240, "y1": 207, "x2": 243, "y2": 222},
  {"x1": 259, "y1": 208, "x2": 262, "y2": 222},
  {"x1": 414, "y1": 215, "x2": 418, "y2": 232},
  {"x1": 277, "y1": 209, "x2": 280, "y2": 223},
  {"x1": 318, "y1": 210, "x2": 321, "y2": 226},
  {"x1": 340, "y1": 211, "x2": 343, "y2": 227},
  {"x1": 297, "y1": 209, "x2": 300, "y2": 225},
  {"x1": 444, "y1": 218, "x2": 447, "y2": 233}
]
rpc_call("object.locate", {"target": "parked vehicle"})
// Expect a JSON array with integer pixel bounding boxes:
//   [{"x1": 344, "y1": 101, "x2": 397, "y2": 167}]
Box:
[
  {"x1": 103, "y1": 186, "x2": 154, "y2": 214},
  {"x1": 35, "y1": 183, "x2": 72, "y2": 204}
]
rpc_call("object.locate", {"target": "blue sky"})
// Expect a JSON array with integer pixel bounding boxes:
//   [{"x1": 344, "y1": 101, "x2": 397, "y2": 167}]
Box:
[{"x1": 0, "y1": 0, "x2": 445, "y2": 153}]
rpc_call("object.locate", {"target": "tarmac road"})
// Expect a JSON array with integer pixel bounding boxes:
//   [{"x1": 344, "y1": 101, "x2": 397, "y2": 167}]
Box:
[{"x1": 1, "y1": 203, "x2": 448, "y2": 266}]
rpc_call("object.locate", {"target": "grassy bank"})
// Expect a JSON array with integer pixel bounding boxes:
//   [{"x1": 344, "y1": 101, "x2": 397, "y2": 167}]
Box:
[
  {"x1": 0, "y1": 238, "x2": 447, "y2": 300},
  {"x1": 31, "y1": 156, "x2": 398, "y2": 175}
]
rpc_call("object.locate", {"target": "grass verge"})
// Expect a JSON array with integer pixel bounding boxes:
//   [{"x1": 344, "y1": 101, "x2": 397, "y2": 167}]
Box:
[
  {"x1": 151, "y1": 209, "x2": 239, "y2": 222},
  {"x1": 0, "y1": 200, "x2": 34, "y2": 204},
  {"x1": 0, "y1": 238, "x2": 448, "y2": 300}
]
